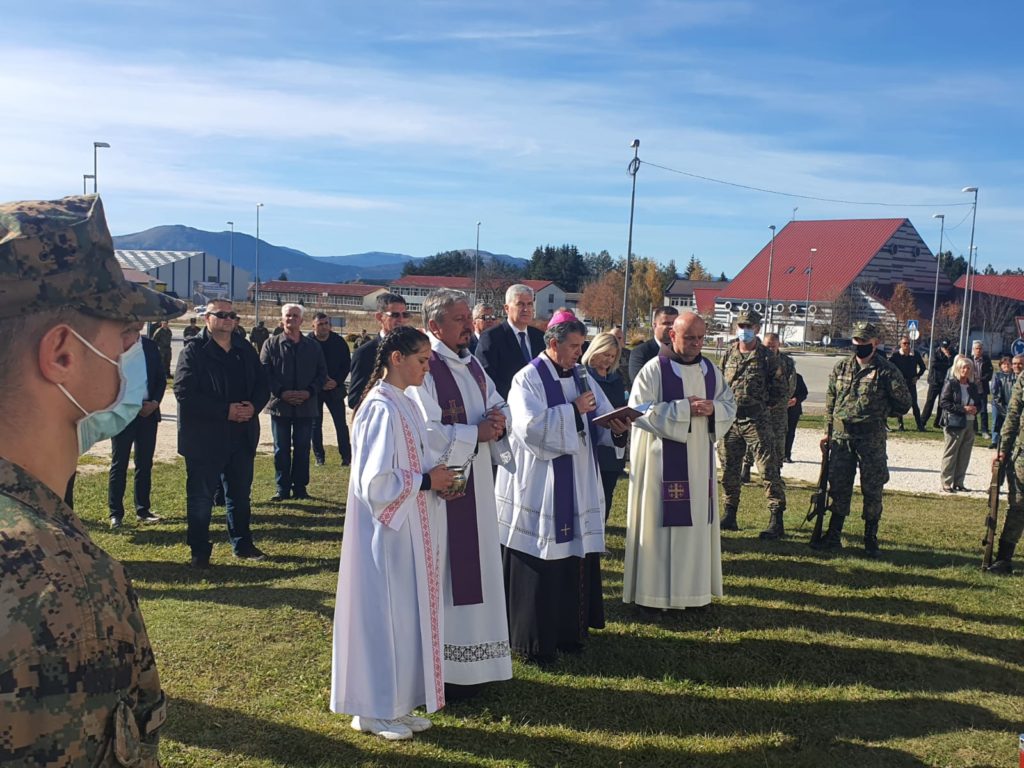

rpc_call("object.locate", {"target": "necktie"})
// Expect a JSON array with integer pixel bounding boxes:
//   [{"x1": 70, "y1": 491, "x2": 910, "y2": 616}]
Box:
[{"x1": 519, "y1": 331, "x2": 531, "y2": 363}]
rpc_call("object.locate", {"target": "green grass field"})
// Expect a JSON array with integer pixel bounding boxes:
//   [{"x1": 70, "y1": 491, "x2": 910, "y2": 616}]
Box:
[{"x1": 73, "y1": 453, "x2": 1023, "y2": 767}]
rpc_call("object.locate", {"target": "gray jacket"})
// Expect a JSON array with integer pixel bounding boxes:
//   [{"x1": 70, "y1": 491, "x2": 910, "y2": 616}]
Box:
[{"x1": 260, "y1": 332, "x2": 327, "y2": 418}]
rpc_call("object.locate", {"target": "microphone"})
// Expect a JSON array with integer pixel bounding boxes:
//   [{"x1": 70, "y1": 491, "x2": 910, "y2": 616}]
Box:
[{"x1": 576, "y1": 364, "x2": 591, "y2": 394}]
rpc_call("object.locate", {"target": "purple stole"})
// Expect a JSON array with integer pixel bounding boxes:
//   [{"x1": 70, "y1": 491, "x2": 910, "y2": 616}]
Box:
[
  {"x1": 530, "y1": 357, "x2": 591, "y2": 544},
  {"x1": 658, "y1": 355, "x2": 717, "y2": 527},
  {"x1": 428, "y1": 350, "x2": 487, "y2": 606}
]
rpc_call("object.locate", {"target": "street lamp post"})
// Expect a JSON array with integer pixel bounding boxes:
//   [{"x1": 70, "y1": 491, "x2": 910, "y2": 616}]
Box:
[
  {"x1": 82, "y1": 174, "x2": 94, "y2": 195},
  {"x1": 227, "y1": 221, "x2": 235, "y2": 300},
  {"x1": 927, "y1": 213, "x2": 945, "y2": 378},
  {"x1": 804, "y1": 248, "x2": 816, "y2": 347},
  {"x1": 765, "y1": 224, "x2": 776, "y2": 331},
  {"x1": 255, "y1": 203, "x2": 264, "y2": 323},
  {"x1": 92, "y1": 142, "x2": 110, "y2": 193},
  {"x1": 473, "y1": 221, "x2": 481, "y2": 304},
  {"x1": 958, "y1": 186, "x2": 979, "y2": 351},
  {"x1": 621, "y1": 139, "x2": 641, "y2": 334}
]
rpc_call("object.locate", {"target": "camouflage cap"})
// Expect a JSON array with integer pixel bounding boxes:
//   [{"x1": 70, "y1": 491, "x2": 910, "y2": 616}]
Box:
[
  {"x1": 736, "y1": 308, "x2": 762, "y2": 325},
  {"x1": 851, "y1": 320, "x2": 880, "y2": 340},
  {"x1": 0, "y1": 195, "x2": 185, "y2": 322}
]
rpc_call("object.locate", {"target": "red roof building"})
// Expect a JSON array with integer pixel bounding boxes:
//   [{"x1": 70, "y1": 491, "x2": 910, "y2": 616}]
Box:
[
  {"x1": 953, "y1": 274, "x2": 1024, "y2": 303},
  {"x1": 251, "y1": 280, "x2": 388, "y2": 311},
  {"x1": 719, "y1": 218, "x2": 952, "y2": 342},
  {"x1": 388, "y1": 275, "x2": 566, "y2": 316}
]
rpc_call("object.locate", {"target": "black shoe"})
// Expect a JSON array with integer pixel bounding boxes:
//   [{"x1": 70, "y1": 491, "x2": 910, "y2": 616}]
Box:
[
  {"x1": 941, "y1": 485, "x2": 956, "y2": 493},
  {"x1": 314, "y1": 457, "x2": 326, "y2": 466},
  {"x1": 720, "y1": 506, "x2": 739, "y2": 531},
  {"x1": 109, "y1": 517, "x2": 123, "y2": 530},
  {"x1": 759, "y1": 512, "x2": 785, "y2": 540},
  {"x1": 864, "y1": 519, "x2": 880, "y2": 558},
  {"x1": 987, "y1": 539, "x2": 1016, "y2": 575},
  {"x1": 897, "y1": 425, "x2": 905, "y2": 432},
  {"x1": 235, "y1": 544, "x2": 267, "y2": 561},
  {"x1": 341, "y1": 459, "x2": 351, "y2": 467},
  {"x1": 953, "y1": 484, "x2": 970, "y2": 492},
  {"x1": 136, "y1": 511, "x2": 162, "y2": 523},
  {"x1": 917, "y1": 426, "x2": 927, "y2": 432},
  {"x1": 190, "y1": 554, "x2": 210, "y2": 569},
  {"x1": 784, "y1": 456, "x2": 793, "y2": 463},
  {"x1": 292, "y1": 490, "x2": 311, "y2": 500},
  {"x1": 810, "y1": 514, "x2": 845, "y2": 550},
  {"x1": 269, "y1": 493, "x2": 289, "y2": 502}
]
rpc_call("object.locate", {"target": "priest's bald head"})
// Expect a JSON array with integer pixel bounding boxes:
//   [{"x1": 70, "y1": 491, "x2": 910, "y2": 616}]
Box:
[
  {"x1": 423, "y1": 288, "x2": 473, "y2": 353},
  {"x1": 669, "y1": 312, "x2": 706, "y2": 363}
]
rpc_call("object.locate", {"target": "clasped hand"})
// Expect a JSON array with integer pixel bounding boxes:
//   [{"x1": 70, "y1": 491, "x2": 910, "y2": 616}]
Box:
[
  {"x1": 687, "y1": 395, "x2": 714, "y2": 418},
  {"x1": 228, "y1": 401, "x2": 255, "y2": 422},
  {"x1": 477, "y1": 408, "x2": 506, "y2": 442},
  {"x1": 282, "y1": 389, "x2": 311, "y2": 406}
]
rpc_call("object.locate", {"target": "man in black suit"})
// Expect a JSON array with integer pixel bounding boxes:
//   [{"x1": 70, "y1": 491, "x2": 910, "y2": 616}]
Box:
[
  {"x1": 107, "y1": 330, "x2": 166, "y2": 529},
  {"x1": 310, "y1": 312, "x2": 352, "y2": 466},
  {"x1": 784, "y1": 372, "x2": 808, "y2": 462},
  {"x1": 347, "y1": 292, "x2": 410, "y2": 410},
  {"x1": 971, "y1": 340, "x2": 994, "y2": 434},
  {"x1": 476, "y1": 284, "x2": 546, "y2": 399},
  {"x1": 468, "y1": 302, "x2": 498, "y2": 355},
  {"x1": 628, "y1": 306, "x2": 678, "y2": 381}
]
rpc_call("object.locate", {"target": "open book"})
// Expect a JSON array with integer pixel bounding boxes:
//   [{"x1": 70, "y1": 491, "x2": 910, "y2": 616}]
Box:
[{"x1": 592, "y1": 402, "x2": 652, "y2": 429}]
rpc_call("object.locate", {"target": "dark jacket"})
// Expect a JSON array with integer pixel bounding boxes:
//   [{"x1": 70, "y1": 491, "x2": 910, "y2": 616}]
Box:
[
  {"x1": 939, "y1": 377, "x2": 981, "y2": 426},
  {"x1": 589, "y1": 366, "x2": 627, "y2": 473},
  {"x1": 140, "y1": 336, "x2": 166, "y2": 421},
  {"x1": 889, "y1": 349, "x2": 926, "y2": 383},
  {"x1": 789, "y1": 372, "x2": 808, "y2": 417},
  {"x1": 348, "y1": 334, "x2": 381, "y2": 410},
  {"x1": 476, "y1": 322, "x2": 546, "y2": 399},
  {"x1": 971, "y1": 353, "x2": 994, "y2": 395},
  {"x1": 993, "y1": 371, "x2": 1017, "y2": 415},
  {"x1": 174, "y1": 329, "x2": 270, "y2": 460},
  {"x1": 928, "y1": 349, "x2": 954, "y2": 386},
  {"x1": 308, "y1": 330, "x2": 351, "y2": 404},
  {"x1": 628, "y1": 338, "x2": 662, "y2": 382},
  {"x1": 261, "y1": 332, "x2": 327, "y2": 418}
]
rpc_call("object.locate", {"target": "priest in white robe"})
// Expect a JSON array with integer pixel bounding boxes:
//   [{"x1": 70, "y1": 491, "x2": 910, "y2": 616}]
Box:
[
  {"x1": 407, "y1": 289, "x2": 513, "y2": 698},
  {"x1": 623, "y1": 311, "x2": 737, "y2": 610},
  {"x1": 496, "y1": 317, "x2": 632, "y2": 663},
  {"x1": 331, "y1": 327, "x2": 455, "y2": 741}
]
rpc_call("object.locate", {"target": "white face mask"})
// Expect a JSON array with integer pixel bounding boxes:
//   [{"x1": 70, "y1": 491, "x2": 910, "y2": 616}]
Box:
[{"x1": 58, "y1": 328, "x2": 148, "y2": 454}]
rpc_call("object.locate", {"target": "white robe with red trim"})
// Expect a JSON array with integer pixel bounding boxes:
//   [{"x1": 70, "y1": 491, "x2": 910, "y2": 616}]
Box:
[
  {"x1": 330, "y1": 381, "x2": 446, "y2": 719},
  {"x1": 623, "y1": 356, "x2": 736, "y2": 609}
]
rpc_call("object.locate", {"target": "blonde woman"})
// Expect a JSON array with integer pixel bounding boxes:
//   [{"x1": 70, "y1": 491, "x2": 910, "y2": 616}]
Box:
[
  {"x1": 939, "y1": 356, "x2": 980, "y2": 493},
  {"x1": 582, "y1": 332, "x2": 627, "y2": 520}
]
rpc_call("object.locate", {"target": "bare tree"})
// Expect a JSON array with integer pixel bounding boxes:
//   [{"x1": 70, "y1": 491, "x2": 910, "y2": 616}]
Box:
[{"x1": 972, "y1": 292, "x2": 1019, "y2": 347}]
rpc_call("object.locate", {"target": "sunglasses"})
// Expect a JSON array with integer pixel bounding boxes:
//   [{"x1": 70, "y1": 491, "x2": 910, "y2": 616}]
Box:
[
  {"x1": 382, "y1": 311, "x2": 414, "y2": 319},
  {"x1": 475, "y1": 315, "x2": 497, "y2": 321},
  {"x1": 208, "y1": 311, "x2": 239, "y2": 320}
]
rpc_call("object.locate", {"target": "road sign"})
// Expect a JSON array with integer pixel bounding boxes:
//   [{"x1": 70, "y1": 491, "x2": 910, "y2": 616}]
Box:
[
  {"x1": 1016, "y1": 316, "x2": 1024, "y2": 337},
  {"x1": 907, "y1": 319, "x2": 919, "y2": 331},
  {"x1": 1013, "y1": 338, "x2": 1024, "y2": 357},
  {"x1": 909, "y1": 327, "x2": 920, "y2": 341}
]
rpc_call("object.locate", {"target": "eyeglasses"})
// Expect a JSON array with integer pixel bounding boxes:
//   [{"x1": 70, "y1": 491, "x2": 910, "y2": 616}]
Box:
[
  {"x1": 475, "y1": 315, "x2": 497, "y2": 321},
  {"x1": 207, "y1": 311, "x2": 239, "y2": 320},
  {"x1": 382, "y1": 311, "x2": 413, "y2": 319}
]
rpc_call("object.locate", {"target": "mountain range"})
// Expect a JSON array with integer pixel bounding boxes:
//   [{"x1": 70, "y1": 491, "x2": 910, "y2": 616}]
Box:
[{"x1": 113, "y1": 225, "x2": 526, "y2": 283}]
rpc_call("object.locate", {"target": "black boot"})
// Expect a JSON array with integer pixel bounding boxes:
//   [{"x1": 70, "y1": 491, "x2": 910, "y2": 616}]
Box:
[
  {"x1": 759, "y1": 510, "x2": 785, "y2": 540},
  {"x1": 987, "y1": 538, "x2": 1016, "y2": 575},
  {"x1": 740, "y1": 464, "x2": 752, "y2": 483},
  {"x1": 810, "y1": 514, "x2": 845, "y2": 550},
  {"x1": 720, "y1": 506, "x2": 738, "y2": 531},
  {"x1": 864, "y1": 518, "x2": 880, "y2": 559}
]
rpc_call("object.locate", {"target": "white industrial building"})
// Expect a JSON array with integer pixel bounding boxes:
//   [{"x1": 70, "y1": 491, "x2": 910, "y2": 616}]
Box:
[{"x1": 115, "y1": 250, "x2": 252, "y2": 302}]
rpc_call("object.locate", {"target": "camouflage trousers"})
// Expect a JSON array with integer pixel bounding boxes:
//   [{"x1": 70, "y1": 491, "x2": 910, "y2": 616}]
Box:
[
  {"x1": 1001, "y1": 452, "x2": 1024, "y2": 545},
  {"x1": 720, "y1": 414, "x2": 786, "y2": 513},
  {"x1": 744, "y1": 405, "x2": 787, "y2": 468},
  {"x1": 828, "y1": 430, "x2": 889, "y2": 522}
]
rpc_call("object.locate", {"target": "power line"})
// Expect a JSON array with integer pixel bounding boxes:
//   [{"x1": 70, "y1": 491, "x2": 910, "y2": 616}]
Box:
[{"x1": 639, "y1": 160, "x2": 975, "y2": 209}]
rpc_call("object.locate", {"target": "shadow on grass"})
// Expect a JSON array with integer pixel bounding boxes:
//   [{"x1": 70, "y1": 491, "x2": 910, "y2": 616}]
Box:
[
  {"x1": 550, "y1": 628, "x2": 1024, "y2": 696},
  {"x1": 126, "y1": 557, "x2": 331, "y2": 586}
]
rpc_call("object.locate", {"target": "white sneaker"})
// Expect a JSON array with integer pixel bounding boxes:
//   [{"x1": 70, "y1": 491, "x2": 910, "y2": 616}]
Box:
[
  {"x1": 397, "y1": 713, "x2": 432, "y2": 732},
  {"x1": 350, "y1": 716, "x2": 413, "y2": 741}
]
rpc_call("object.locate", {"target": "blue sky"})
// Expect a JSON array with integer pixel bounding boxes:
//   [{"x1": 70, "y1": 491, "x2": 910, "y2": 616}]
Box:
[{"x1": 2, "y1": 0, "x2": 1021, "y2": 275}]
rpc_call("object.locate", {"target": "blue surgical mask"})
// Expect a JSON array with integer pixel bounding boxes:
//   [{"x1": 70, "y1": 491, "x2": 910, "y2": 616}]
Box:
[
  {"x1": 738, "y1": 329, "x2": 755, "y2": 344},
  {"x1": 58, "y1": 329, "x2": 148, "y2": 454}
]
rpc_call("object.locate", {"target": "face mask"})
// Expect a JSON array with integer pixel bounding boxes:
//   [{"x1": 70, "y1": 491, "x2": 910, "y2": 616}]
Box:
[
  {"x1": 58, "y1": 329, "x2": 148, "y2": 454},
  {"x1": 854, "y1": 342, "x2": 874, "y2": 359},
  {"x1": 738, "y1": 329, "x2": 755, "y2": 344}
]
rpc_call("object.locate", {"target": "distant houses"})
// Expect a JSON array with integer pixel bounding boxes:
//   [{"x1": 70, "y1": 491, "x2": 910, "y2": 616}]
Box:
[
  {"x1": 250, "y1": 280, "x2": 388, "y2": 311},
  {"x1": 388, "y1": 276, "x2": 566, "y2": 316}
]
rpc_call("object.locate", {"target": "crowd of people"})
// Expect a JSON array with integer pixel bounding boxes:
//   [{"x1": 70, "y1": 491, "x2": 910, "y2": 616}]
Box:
[{"x1": 3, "y1": 195, "x2": 1023, "y2": 761}]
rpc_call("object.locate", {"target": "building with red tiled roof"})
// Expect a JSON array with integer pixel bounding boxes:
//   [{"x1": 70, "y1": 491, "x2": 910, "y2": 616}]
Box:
[
  {"x1": 720, "y1": 219, "x2": 953, "y2": 343},
  {"x1": 388, "y1": 275, "x2": 566, "y2": 316},
  {"x1": 952, "y1": 274, "x2": 1024, "y2": 352},
  {"x1": 251, "y1": 280, "x2": 388, "y2": 311}
]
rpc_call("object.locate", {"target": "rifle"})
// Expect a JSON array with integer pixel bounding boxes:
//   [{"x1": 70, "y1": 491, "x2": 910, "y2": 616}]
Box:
[
  {"x1": 806, "y1": 422, "x2": 833, "y2": 544},
  {"x1": 982, "y1": 455, "x2": 1009, "y2": 570}
]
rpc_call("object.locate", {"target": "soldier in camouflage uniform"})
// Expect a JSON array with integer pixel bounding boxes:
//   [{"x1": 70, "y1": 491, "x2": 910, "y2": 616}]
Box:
[
  {"x1": 991, "y1": 374, "x2": 1024, "y2": 573},
  {"x1": 741, "y1": 332, "x2": 796, "y2": 481},
  {"x1": 0, "y1": 195, "x2": 185, "y2": 766},
  {"x1": 150, "y1": 319, "x2": 173, "y2": 377},
  {"x1": 719, "y1": 309, "x2": 788, "y2": 538},
  {"x1": 812, "y1": 321, "x2": 911, "y2": 557}
]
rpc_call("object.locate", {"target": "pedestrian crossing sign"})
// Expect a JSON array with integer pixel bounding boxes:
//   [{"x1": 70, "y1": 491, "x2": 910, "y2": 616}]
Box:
[{"x1": 1016, "y1": 316, "x2": 1024, "y2": 337}]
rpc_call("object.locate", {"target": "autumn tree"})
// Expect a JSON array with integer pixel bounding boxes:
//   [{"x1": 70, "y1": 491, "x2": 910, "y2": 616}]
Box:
[
  {"x1": 578, "y1": 270, "x2": 624, "y2": 329},
  {"x1": 683, "y1": 256, "x2": 711, "y2": 281},
  {"x1": 882, "y1": 282, "x2": 921, "y2": 344},
  {"x1": 929, "y1": 301, "x2": 961, "y2": 351}
]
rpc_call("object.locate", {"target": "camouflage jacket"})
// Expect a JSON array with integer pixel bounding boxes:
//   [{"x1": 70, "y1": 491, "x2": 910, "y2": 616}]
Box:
[
  {"x1": 0, "y1": 459, "x2": 165, "y2": 767},
  {"x1": 150, "y1": 326, "x2": 172, "y2": 351},
  {"x1": 720, "y1": 340, "x2": 787, "y2": 411},
  {"x1": 775, "y1": 351, "x2": 797, "y2": 404},
  {"x1": 999, "y1": 374, "x2": 1023, "y2": 459},
  {"x1": 827, "y1": 352, "x2": 912, "y2": 432}
]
